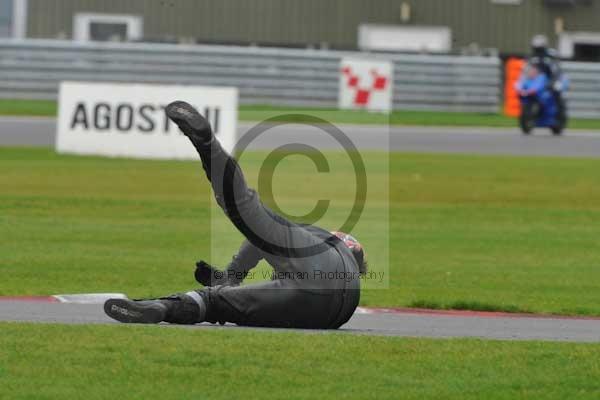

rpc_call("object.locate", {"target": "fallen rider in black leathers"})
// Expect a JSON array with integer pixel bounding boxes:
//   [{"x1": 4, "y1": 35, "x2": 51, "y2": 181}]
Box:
[{"x1": 104, "y1": 101, "x2": 366, "y2": 329}]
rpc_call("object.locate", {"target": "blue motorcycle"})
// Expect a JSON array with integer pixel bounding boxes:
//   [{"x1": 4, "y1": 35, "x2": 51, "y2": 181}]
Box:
[{"x1": 515, "y1": 65, "x2": 568, "y2": 135}]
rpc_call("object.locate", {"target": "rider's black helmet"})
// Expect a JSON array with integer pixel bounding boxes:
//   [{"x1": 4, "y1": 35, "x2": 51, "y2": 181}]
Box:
[{"x1": 531, "y1": 34, "x2": 549, "y2": 57}]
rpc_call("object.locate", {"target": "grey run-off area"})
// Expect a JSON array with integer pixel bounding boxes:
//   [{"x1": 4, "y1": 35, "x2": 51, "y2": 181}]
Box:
[
  {"x1": 1, "y1": 301, "x2": 600, "y2": 342},
  {"x1": 1, "y1": 117, "x2": 600, "y2": 157}
]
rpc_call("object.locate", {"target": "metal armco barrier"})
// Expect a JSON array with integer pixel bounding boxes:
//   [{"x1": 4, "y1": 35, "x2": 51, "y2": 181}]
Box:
[
  {"x1": 3, "y1": 40, "x2": 598, "y2": 118},
  {"x1": 562, "y1": 61, "x2": 600, "y2": 119},
  {"x1": 0, "y1": 39, "x2": 500, "y2": 113}
]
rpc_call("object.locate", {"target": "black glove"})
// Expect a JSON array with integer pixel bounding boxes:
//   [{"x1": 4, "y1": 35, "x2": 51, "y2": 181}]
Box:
[{"x1": 194, "y1": 261, "x2": 230, "y2": 287}]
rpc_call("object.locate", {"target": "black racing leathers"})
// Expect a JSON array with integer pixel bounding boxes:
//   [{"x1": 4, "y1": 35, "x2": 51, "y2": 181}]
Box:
[{"x1": 191, "y1": 136, "x2": 360, "y2": 329}]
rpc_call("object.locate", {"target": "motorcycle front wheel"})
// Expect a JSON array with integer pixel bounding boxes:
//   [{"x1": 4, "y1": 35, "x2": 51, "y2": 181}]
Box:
[{"x1": 519, "y1": 102, "x2": 537, "y2": 135}]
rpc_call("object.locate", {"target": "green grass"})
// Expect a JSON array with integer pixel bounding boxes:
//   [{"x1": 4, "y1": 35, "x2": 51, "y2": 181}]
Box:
[
  {"x1": 2, "y1": 147, "x2": 600, "y2": 399},
  {"x1": 2, "y1": 99, "x2": 600, "y2": 129},
  {"x1": 1, "y1": 147, "x2": 600, "y2": 315},
  {"x1": 239, "y1": 104, "x2": 518, "y2": 127},
  {"x1": 1, "y1": 322, "x2": 600, "y2": 399},
  {"x1": 0, "y1": 99, "x2": 58, "y2": 117}
]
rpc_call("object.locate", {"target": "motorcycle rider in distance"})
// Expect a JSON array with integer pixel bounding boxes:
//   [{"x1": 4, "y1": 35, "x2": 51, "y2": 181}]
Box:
[{"x1": 528, "y1": 34, "x2": 566, "y2": 120}]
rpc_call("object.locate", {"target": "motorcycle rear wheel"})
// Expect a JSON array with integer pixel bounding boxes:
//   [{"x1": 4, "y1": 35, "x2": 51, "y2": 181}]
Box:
[
  {"x1": 551, "y1": 103, "x2": 568, "y2": 136},
  {"x1": 551, "y1": 120, "x2": 566, "y2": 135}
]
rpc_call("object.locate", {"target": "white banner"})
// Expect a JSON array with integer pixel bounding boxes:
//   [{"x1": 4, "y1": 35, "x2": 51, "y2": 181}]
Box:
[
  {"x1": 338, "y1": 58, "x2": 393, "y2": 113},
  {"x1": 56, "y1": 82, "x2": 238, "y2": 159}
]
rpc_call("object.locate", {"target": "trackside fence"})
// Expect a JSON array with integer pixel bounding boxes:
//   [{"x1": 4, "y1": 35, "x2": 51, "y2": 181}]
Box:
[
  {"x1": 0, "y1": 39, "x2": 598, "y2": 117},
  {"x1": 0, "y1": 39, "x2": 499, "y2": 113}
]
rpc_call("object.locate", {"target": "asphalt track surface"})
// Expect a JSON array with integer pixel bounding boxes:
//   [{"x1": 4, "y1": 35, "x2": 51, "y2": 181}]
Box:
[
  {"x1": 1, "y1": 116, "x2": 600, "y2": 157},
  {"x1": 1, "y1": 299, "x2": 600, "y2": 342},
  {"x1": 2, "y1": 117, "x2": 600, "y2": 342}
]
